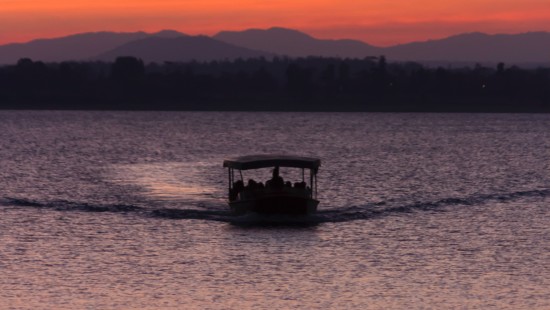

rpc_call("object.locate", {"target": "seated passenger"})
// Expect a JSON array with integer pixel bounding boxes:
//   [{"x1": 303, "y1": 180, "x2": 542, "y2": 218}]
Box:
[
  {"x1": 231, "y1": 180, "x2": 245, "y2": 200},
  {"x1": 229, "y1": 188, "x2": 238, "y2": 201},
  {"x1": 247, "y1": 179, "x2": 257, "y2": 190},
  {"x1": 233, "y1": 180, "x2": 244, "y2": 191},
  {"x1": 285, "y1": 181, "x2": 292, "y2": 188},
  {"x1": 268, "y1": 166, "x2": 284, "y2": 189}
]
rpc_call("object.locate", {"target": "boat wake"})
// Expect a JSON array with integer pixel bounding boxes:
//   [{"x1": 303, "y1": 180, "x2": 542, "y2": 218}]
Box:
[
  {"x1": 317, "y1": 188, "x2": 550, "y2": 223},
  {"x1": 1, "y1": 197, "x2": 143, "y2": 213},
  {"x1": 2, "y1": 188, "x2": 549, "y2": 225}
]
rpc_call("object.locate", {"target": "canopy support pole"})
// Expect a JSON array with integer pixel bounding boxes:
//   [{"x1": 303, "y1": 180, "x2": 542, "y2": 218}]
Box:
[
  {"x1": 228, "y1": 168, "x2": 232, "y2": 195},
  {"x1": 315, "y1": 173, "x2": 318, "y2": 199},
  {"x1": 310, "y1": 170, "x2": 313, "y2": 199}
]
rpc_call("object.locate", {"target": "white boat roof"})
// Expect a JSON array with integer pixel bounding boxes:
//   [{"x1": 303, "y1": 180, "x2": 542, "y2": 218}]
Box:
[{"x1": 223, "y1": 154, "x2": 321, "y2": 170}]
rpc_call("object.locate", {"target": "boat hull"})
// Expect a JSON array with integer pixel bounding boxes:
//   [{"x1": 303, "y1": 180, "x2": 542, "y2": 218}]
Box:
[{"x1": 229, "y1": 196, "x2": 319, "y2": 215}]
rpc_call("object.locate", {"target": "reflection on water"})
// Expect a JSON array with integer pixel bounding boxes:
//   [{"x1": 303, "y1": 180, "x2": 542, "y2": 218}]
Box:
[{"x1": 110, "y1": 162, "x2": 223, "y2": 202}]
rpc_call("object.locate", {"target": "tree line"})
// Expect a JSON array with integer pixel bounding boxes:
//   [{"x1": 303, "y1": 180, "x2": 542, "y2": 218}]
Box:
[{"x1": 0, "y1": 56, "x2": 549, "y2": 112}]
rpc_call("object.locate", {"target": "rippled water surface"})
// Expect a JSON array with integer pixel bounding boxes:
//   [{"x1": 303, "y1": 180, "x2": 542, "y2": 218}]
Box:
[{"x1": 1, "y1": 111, "x2": 549, "y2": 309}]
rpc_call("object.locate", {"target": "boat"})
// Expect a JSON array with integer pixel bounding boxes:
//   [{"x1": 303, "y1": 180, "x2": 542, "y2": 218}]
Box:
[{"x1": 223, "y1": 155, "x2": 321, "y2": 215}]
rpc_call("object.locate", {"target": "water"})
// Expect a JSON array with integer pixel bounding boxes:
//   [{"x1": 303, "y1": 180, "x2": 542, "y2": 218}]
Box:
[{"x1": 1, "y1": 111, "x2": 549, "y2": 309}]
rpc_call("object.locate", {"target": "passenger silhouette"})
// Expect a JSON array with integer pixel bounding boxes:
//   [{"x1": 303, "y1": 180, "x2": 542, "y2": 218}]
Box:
[
  {"x1": 268, "y1": 166, "x2": 284, "y2": 189},
  {"x1": 247, "y1": 179, "x2": 257, "y2": 189},
  {"x1": 230, "y1": 180, "x2": 244, "y2": 201}
]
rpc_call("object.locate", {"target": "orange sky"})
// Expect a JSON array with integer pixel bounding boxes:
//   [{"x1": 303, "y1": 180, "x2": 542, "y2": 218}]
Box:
[{"x1": 1, "y1": 0, "x2": 550, "y2": 46}]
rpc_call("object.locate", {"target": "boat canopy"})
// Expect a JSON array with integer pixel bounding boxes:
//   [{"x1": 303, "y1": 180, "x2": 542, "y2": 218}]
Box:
[{"x1": 223, "y1": 154, "x2": 321, "y2": 171}]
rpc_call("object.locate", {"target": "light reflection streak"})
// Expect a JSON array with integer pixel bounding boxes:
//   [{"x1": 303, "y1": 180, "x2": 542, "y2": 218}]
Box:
[{"x1": 109, "y1": 162, "x2": 221, "y2": 202}]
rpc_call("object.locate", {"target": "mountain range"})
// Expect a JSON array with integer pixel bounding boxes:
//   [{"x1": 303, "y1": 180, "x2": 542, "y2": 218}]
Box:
[{"x1": 1, "y1": 27, "x2": 549, "y2": 65}]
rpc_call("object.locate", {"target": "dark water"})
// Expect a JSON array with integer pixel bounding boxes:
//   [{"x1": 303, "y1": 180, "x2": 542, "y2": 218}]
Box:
[{"x1": 1, "y1": 111, "x2": 549, "y2": 309}]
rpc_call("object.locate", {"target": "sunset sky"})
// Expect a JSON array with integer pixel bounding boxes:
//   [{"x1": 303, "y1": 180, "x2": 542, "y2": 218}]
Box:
[{"x1": 1, "y1": 0, "x2": 550, "y2": 46}]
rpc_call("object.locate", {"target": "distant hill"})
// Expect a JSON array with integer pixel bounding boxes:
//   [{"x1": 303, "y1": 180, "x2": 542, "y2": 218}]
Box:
[
  {"x1": 0, "y1": 30, "x2": 187, "y2": 64},
  {"x1": 96, "y1": 36, "x2": 273, "y2": 63},
  {"x1": 1, "y1": 27, "x2": 549, "y2": 65},
  {"x1": 385, "y1": 32, "x2": 550, "y2": 63},
  {"x1": 214, "y1": 27, "x2": 382, "y2": 58},
  {"x1": 215, "y1": 27, "x2": 550, "y2": 64}
]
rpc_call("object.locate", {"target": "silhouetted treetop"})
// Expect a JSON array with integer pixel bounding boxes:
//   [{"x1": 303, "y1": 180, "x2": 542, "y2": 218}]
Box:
[{"x1": 0, "y1": 56, "x2": 548, "y2": 112}]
